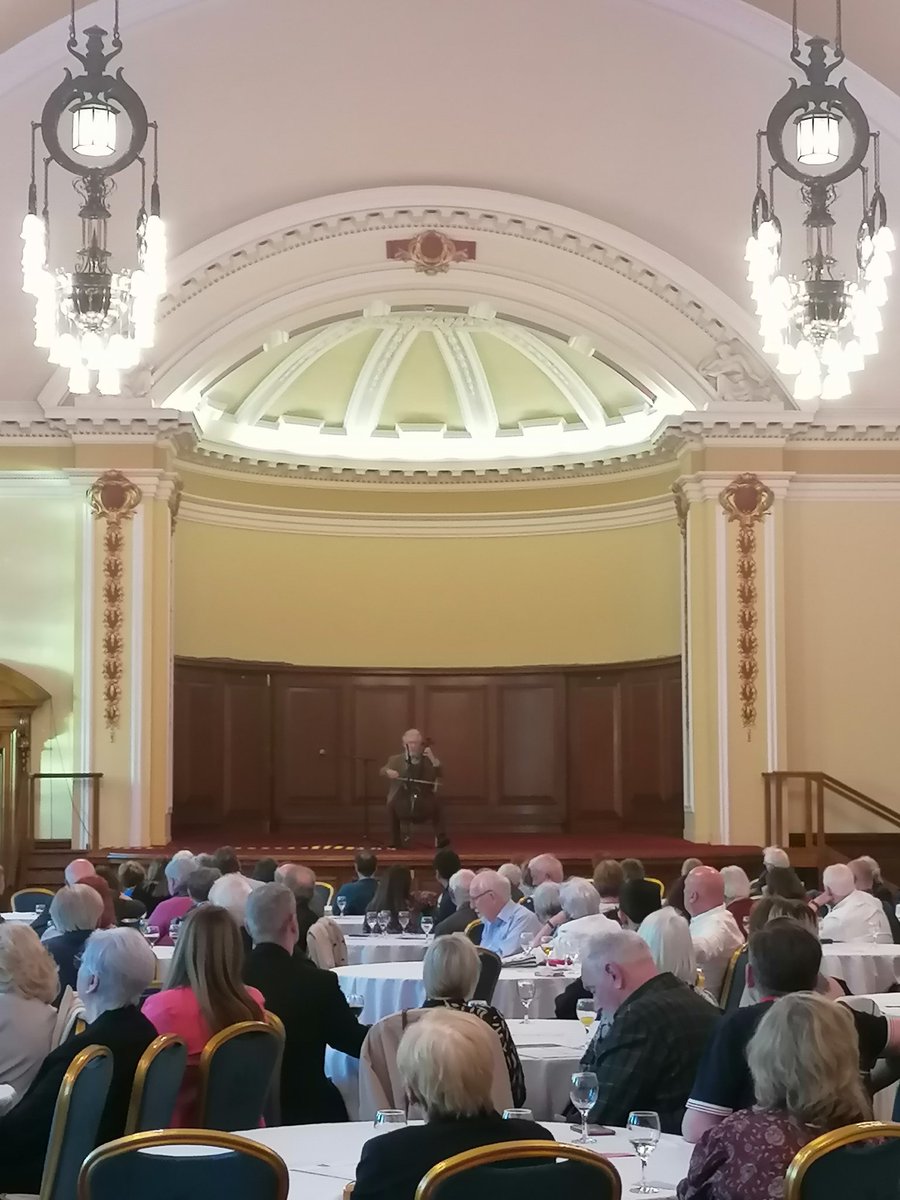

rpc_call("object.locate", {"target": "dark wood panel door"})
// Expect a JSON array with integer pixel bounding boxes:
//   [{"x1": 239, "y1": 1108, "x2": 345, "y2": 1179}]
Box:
[
  {"x1": 353, "y1": 679, "x2": 415, "y2": 805},
  {"x1": 620, "y1": 666, "x2": 683, "y2": 834},
  {"x1": 567, "y1": 676, "x2": 620, "y2": 826},
  {"x1": 497, "y1": 677, "x2": 565, "y2": 827},
  {"x1": 422, "y1": 679, "x2": 489, "y2": 807},
  {"x1": 273, "y1": 676, "x2": 344, "y2": 827}
]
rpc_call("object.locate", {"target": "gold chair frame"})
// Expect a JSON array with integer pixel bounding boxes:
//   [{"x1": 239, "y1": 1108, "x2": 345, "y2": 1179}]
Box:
[
  {"x1": 197, "y1": 1018, "x2": 285, "y2": 1126},
  {"x1": 464, "y1": 918, "x2": 483, "y2": 940},
  {"x1": 77, "y1": 1128, "x2": 289, "y2": 1200},
  {"x1": 124, "y1": 1034, "x2": 187, "y2": 1135},
  {"x1": 317, "y1": 881, "x2": 335, "y2": 905},
  {"x1": 11, "y1": 885, "x2": 55, "y2": 909},
  {"x1": 717, "y1": 944, "x2": 746, "y2": 1006},
  {"x1": 415, "y1": 1139, "x2": 622, "y2": 1200},
  {"x1": 784, "y1": 1120, "x2": 900, "y2": 1199},
  {"x1": 645, "y1": 877, "x2": 664, "y2": 895},
  {"x1": 41, "y1": 1044, "x2": 112, "y2": 1200}
]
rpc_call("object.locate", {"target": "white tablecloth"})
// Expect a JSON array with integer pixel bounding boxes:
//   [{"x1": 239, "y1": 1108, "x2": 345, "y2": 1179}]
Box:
[
  {"x1": 821, "y1": 943, "x2": 900, "y2": 995},
  {"x1": 345, "y1": 934, "x2": 430, "y2": 966},
  {"x1": 225, "y1": 1121, "x2": 692, "y2": 1200},
  {"x1": 854, "y1": 993, "x2": 900, "y2": 1121},
  {"x1": 154, "y1": 945, "x2": 173, "y2": 982},
  {"x1": 333, "y1": 915, "x2": 365, "y2": 936},
  {"x1": 326, "y1": 1018, "x2": 591, "y2": 1122},
  {"x1": 333, "y1": 962, "x2": 574, "y2": 1023},
  {"x1": 1, "y1": 911, "x2": 38, "y2": 922}
]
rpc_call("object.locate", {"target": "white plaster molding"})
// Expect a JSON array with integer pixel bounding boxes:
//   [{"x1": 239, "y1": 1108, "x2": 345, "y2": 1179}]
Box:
[
  {"x1": 75, "y1": 495, "x2": 94, "y2": 850},
  {"x1": 234, "y1": 323, "x2": 353, "y2": 427},
  {"x1": 343, "y1": 325, "x2": 416, "y2": 437},
  {"x1": 715, "y1": 504, "x2": 731, "y2": 843},
  {"x1": 763, "y1": 511, "x2": 778, "y2": 774},
  {"x1": 433, "y1": 329, "x2": 498, "y2": 438},
  {"x1": 787, "y1": 478, "x2": 900, "y2": 501},
  {"x1": 492, "y1": 323, "x2": 610, "y2": 430},
  {"x1": 128, "y1": 506, "x2": 145, "y2": 848},
  {"x1": 682, "y1": 515, "x2": 694, "y2": 814}
]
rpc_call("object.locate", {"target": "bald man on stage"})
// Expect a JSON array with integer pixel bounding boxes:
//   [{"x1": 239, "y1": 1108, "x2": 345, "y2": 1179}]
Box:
[{"x1": 381, "y1": 728, "x2": 445, "y2": 848}]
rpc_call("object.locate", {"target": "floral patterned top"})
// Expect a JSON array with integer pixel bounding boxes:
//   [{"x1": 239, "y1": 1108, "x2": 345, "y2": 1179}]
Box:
[
  {"x1": 422, "y1": 998, "x2": 526, "y2": 1107},
  {"x1": 677, "y1": 1109, "x2": 818, "y2": 1200}
]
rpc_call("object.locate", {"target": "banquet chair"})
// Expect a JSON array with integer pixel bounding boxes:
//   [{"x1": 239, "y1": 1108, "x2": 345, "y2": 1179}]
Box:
[
  {"x1": 314, "y1": 881, "x2": 335, "y2": 911},
  {"x1": 415, "y1": 1140, "x2": 622, "y2": 1200},
  {"x1": 645, "y1": 877, "x2": 665, "y2": 896},
  {"x1": 40, "y1": 1045, "x2": 113, "y2": 1200},
  {"x1": 784, "y1": 1121, "x2": 900, "y2": 1199},
  {"x1": 198, "y1": 1020, "x2": 284, "y2": 1131},
  {"x1": 77, "y1": 1129, "x2": 289, "y2": 1200},
  {"x1": 124, "y1": 1035, "x2": 188, "y2": 1134},
  {"x1": 11, "y1": 886, "x2": 54, "y2": 912},
  {"x1": 472, "y1": 948, "x2": 502, "y2": 1003},
  {"x1": 51, "y1": 985, "x2": 86, "y2": 1047},
  {"x1": 307, "y1": 916, "x2": 348, "y2": 967},
  {"x1": 464, "y1": 919, "x2": 483, "y2": 946},
  {"x1": 718, "y1": 945, "x2": 748, "y2": 1011}
]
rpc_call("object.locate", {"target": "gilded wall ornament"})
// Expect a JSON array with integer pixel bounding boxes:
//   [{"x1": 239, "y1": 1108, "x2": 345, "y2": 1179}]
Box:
[
  {"x1": 719, "y1": 474, "x2": 774, "y2": 736},
  {"x1": 386, "y1": 229, "x2": 476, "y2": 274},
  {"x1": 88, "y1": 470, "x2": 142, "y2": 737},
  {"x1": 671, "y1": 481, "x2": 689, "y2": 538}
]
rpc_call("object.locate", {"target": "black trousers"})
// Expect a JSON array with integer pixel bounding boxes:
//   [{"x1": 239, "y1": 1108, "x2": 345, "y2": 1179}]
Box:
[{"x1": 388, "y1": 791, "x2": 445, "y2": 845}]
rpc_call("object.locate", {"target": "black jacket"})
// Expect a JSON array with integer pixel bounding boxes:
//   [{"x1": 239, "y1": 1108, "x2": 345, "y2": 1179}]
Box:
[
  {"x1": 45, "y1": 928, "x2": 93, "y2": 998},
  {"x1": 0, "y1": 1004, "x2": 157, "y2": 1194},
  {"x1": 434, "y1": 902, "x2": 477, "y2": 937},
  {"x1": 434, "y1": 887, "x2": 456, "y2": 925},
  {"x1": 353, "y1": 1113, "x2": 554, "y2": 1200},
  {"x1": 243, "y1": 942, "x2": 368, "y2": 1123},
  {"x1": 113, "y1": 895, "x2": 146, "y2": 923}
]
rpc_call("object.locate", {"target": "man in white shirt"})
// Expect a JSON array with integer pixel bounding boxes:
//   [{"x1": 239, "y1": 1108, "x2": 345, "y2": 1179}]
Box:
[
  {"x1": 814, "y1": 862, "x2": 891, "y2": 942},
  {"x1": 470, "y1": 869, "x2": 540, "y2": 957},
  {"x1": 684, "y1": 866, "x2": 743, "y2": 998}
]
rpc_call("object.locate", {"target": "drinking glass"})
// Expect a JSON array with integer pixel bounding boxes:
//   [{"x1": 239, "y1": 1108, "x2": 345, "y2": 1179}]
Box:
[
  {"x1": 364, "y1": 910, "x2": 377, "y2": 935},
  {"x1": 373, "y1": 1109, "x2": 406, "y2": 1133},
  {"x1": 35, "y1": 904, "x2": 47, "y2": 915},
  {"x1": 347, "y1": 992, "x2": 365, "y2": 1019},
  {"x1": 377, "y1": 909, "x2": 391, "y2": 935},
  {"x1": 576, "y1": 998, "x2": 596, "y2": 1035},
  {"x1": 398, "y1": 909, "x2": 410, "y2": 934},
  {"x1": 421, "y1": 915, "x2": 434, "y2": 937},
  {"x1": 337, "y1": 895, "x2": 347, "y2": 916},
  {"x1": 502, "y1": 1108, "x2": 534, "y2": 1120},
  {"x1": 170, "y1": 917, "x2": 182, "y2": 944},
  {"x1": 519, "y1": 932, "x2": 535, "y2": 960},
  {"x1": 626, "y1": 1110, "x2": 661, "y2": 1194},
  {"x1": 144, "y1": 924, "x2": 160, "y2": 947},
  {"x1": 569, "y1": 1071, "x2": 599, "y2": 1143},
  {"x1": 517, "y1": 977, "x2": 536, "y2": 1022}
]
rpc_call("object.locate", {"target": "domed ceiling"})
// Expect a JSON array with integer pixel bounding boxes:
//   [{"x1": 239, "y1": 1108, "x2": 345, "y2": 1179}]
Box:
[{"x1": 193, "y1": 305, "x2": 691, "y2": 470}]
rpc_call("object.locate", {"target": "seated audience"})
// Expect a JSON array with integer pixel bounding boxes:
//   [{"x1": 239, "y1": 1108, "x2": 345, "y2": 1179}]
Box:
[
  {"x1": 368, "y1": 866, "x2": 420, "y2": 933},
  {"x1": 433, "y1": 847, "x2": 462, "y2": 924},
  {"x1": 0, "y1": 928, "x2": 156, "y2": 1194},
  {"x1": 142, "y1": 905, "x2": 265, "y2": 1124},
  {"x1": 859, "y1": 854, "x2": 897, "y2": 907},
  {"x1": 764, "y1": 865, "x2": 807, "y2": 899},
  {"x1": 353, "y1": 1009, "x2": 552, "y2": 1200},
  {"x1": 814, "y1": 862, "x2": 891, "y2": 942},
  {"x1": 0, "y1": 925, "x2": 58, "y2": 1105},
  {"x1": 850, "y1": 856, "x2": 900, "y2": 942},
  {"x1": 593, "y1": 858, "x2": 625, "y2": 916},
  {"x1": 684, "y1": 866, "x2": 744, "y2": 997},
  {"x1": 45, "y1": 884, "x2": 104, "y2": 996},
  {"x1": 95, "y1": 865, "x2": 146, "y2": 923},
  {"x1": 682, "y1": 920, "x2": 898, "y2": 1143},
  {"x1": 31, "y1": 856, "x2": 96, "y2": 939},
  {"x1": 212, "y1": 845, "x2": 241, "y2": 876},
  {"x1": 335, "y1": 850, "x2": 379, "y2": 915},
  {"x1": 134, "y1": 857, "x2": 169, "y2": 914},
  {"x1": 497, "y1": 862, "x2": 524, "y2": 903},
  {"x1": 750, "y1": 845, "x2": 791, "y2": 896},
  {"x1": 531, "y1": 876, "x2": 600, "y2": 946},
  {"x1": 252, "y1": 857, "x2": 278, "y2": 884},
  {"x1": 244, "y1": 883, "x2": 367, "y2": 1123},
  {"x1": 194, "y1": 852, "x2": 218, "y2": 869},
  {"x1": 276, "y1": 861, "x2": 324, "y2": 939},
  {"x1": 470, "y1": 869, "x2": 540, "y2": 957},
  {"x1": 747, "y1": 896, "x2": 848, "y2": 998},
  {"x1": 422, "y1": 933, "x2": 525, "y2": 1105},
  {"x1": 117, "y1": 859, "x2": 146, "y2": 899},
  {"x1": 152, "y1": 855, "x2": 197, "y2": 944},
  {"x1": 527, "y1": 853, "x2": 564, "y2": 888},
  {"x1": 186, "y1": 865, "x2": 220, "y2": 904},
  {"x1": 720, "y1": 864, "x2": 754, "y2": 932},
  {"x1": 621, "y1": 857, "x2": 645, "y2": 882},
  {"x1": 433, "y1": 869, "x2": 476, "y2": 936},
  {"x1": 208, "y1": 871, "x2": 254, "y2": 953},
  {"x1": 618, "y1": 877, "x2": 663, "y2": 929},
  {"x1": 563, "y1": 923, "x2": 719, "y2": 1132},
  {"x1": 678, "y1": 992, "x2": 873, "y2": 1200},
  {"x1": 531, "y1": 880, "x2": 562, "y2": 925},
  {"x1": 638, "y1": 906, "x2": 705, "y2": 993},
  {"x1": 81, "y1": 873, "x2": 117, "y2": 929}
]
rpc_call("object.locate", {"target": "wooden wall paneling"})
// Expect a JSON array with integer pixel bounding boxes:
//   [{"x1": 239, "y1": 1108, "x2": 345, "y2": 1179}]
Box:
[
  {"x1": 497, "y1": 675, "x2": 565, "y2": 829},
  {"x1": 352, "y1": 677, "x2": 415, "y2": 827},
  {"x1": 272, "y1": 674, "x2": 345, "y2": 829},
  {"x1": 422, "y1": 677, "x2": 490, "y2": 824},
  {"x1": 620, "y1": 667, "x2": 684, "y2": 834},
  {"x1": 223, "y1": 672, "x2": 273, "y2": 825},
  {"x1": 567, "y1": 675, "x2": 621, "y2": 828}
]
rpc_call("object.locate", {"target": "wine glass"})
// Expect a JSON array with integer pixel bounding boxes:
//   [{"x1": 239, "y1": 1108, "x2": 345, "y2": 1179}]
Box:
[
  {"x1": 398, "y1": 909, "x2": 410, "y2": 934},
  {"x1": 169, "y1": 917, "x2": 182, "y2": 945},
  {"x1": 627, "y1": 1110, "x2": 661, "y2": 1194},
  {"x1": 421, "y1": 915, "x2": 433, "y2": 937},
  {"x1": 569, "y1": 1071, "x2": 599, "y2": 1143},
  {"x1": 502, "y1": 1108, "x2": 534, "y2": 1120},
  {"x1": 364, "y1": 910, "x2": 377, "y2": 935},
  {"x1": 517, "y1": 977, "x2": 536, "y2": 1022},
  {"x1": 347, "y1": 992, "x2": 365, "y2": 1019},
  {"x1": 337, "y1": 895, "x2": 347, "y2": 917},
  {"x1": 144, "y1": 924, "x2": 160, "y2": 947},
  {"x1": 576, "y1": 997, "x2": 596, "y2": 1036},
  {"x1": 519, "y1": 932, "x2": 535, "y2": 961},
  {"x1": 377, "y1": 909, "x2": 391, "y2": 935},
  {"x1": 373, "y1": 1109, "x2": 406, "y2": 1133}
]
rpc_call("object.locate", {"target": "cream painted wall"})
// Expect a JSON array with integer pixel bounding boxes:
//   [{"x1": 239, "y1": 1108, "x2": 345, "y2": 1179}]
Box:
[
  {"x1": 784, "y1": 501, "x2": 900, "y2": 832},
  {"x1": 174, "y1": 518, "x2": 681, "y2": 667}
]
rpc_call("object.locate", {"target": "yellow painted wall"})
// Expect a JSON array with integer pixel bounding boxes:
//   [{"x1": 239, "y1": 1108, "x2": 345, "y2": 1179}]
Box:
[
  {"x1": 174, "y1": 518, "x2": 681, "y2": 667},
  {"x1": 784, "y1": 501, "x2": 900, "y2": 832}
]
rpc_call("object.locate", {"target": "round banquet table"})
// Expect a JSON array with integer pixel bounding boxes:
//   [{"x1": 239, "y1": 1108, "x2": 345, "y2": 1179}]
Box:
[
  {"x1": 344, "y1": 933, "x2": 430, "y2": 966},
  {"x1": 333, "y1": 961, "x2": 575, "y2": 1023},
  {"x1": 332, "y1": 915, "x2": 365, "y2": 936},
  {"x1": 820, "y1": 943, "x2": 900, "y2": 995},
  {"x1": 0, "y1": 911, "x2": 38, "y2": 923},
  {"x1": 326, "y1": 1017, "x2": 591, "y2": 1121},
  {"x1": 153, "y1": 945, "x2": 173, "y2": 982}
]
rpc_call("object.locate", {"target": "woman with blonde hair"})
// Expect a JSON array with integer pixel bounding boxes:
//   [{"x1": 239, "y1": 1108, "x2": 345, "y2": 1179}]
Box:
[
  {"x1": 0, "y1": 925, "x2": 59, "y2": 1105},
  {"x1": 678, "y1": 992, "x2": 872, "y2": 1200},
  {"x1": 142, "y1": 904, "x2": 264, "y2": 1125}
]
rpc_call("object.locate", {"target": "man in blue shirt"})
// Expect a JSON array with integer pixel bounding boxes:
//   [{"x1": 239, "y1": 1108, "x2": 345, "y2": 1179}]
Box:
[
  {"x1": 334, "y1": 850, "x2": 379, "y2": 916},
  {"x1": 470, "y1": 869, "x2": 540, "y2": 957}
]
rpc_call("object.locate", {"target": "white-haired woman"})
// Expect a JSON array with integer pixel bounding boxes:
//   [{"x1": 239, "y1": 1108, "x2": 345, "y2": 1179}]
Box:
[
  {"x1": 44, "y1": 884, "x2": 104, "y2": 998},
  {"x1": 354, "y1": 1009, "x2": 552, "y2": 1200},
  {"x1": 638, "y1": 907, "x2": 717, "y2": 1002},
  {"x1": 678, "y1": 993, "x2": 872, "y2": 1200},
  {"x1": 530, "y1": 876, "x2": 600, "y2": 947},
  {"x1": 0, "y1": 925, "x2": 58, "y2": 1105},
  {"x1": 208, "y1": 872, "x2": 254, "y2": 955},
  {"x1": 151, "y1": 855, "x2": 197, "y2": 945},
  {"x1": 421, "y1": 933, "x2": 525, "y2": 1106},
  {"x1": 496, "y1": 862, "x2": 524, "y2": 902}
]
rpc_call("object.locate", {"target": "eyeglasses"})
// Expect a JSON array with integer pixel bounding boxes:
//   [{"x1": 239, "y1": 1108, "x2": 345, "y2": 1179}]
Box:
[{"x1": 471, "y1": 889, "x2": 495, "y2": 902}]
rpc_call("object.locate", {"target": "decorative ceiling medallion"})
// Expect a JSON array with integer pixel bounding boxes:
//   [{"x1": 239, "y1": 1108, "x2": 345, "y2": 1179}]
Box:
[{"x1": 386, "y1": 229, "x2": 475, "y2": 273}]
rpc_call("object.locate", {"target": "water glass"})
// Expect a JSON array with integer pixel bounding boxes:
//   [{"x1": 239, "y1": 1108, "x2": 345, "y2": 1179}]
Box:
[
  {"x1": 347, "y1": 992, "x2": 365, "y2": 1019},
  {"x1": 627, "y1": 1110, "x2": 661, "y2": 1194},
  {"x1": 576, "y1": 998, "x2": 596, "y2": 1035},
  {"x1": 421, "y1": 915, "x2": 433, "y2": 937},
  {"x1": 569, "y1": 1071, "x2": 599, "y2": 1143},
  {"x1": 364, "y1": 910, "x2": 377, "y2": 935},
  {"x1": 373, "y1": 1109, "x2": 406, "y2": 1133},
  {"x1": 502, "y1": 1108, "x2": 534, "y2": 1120},
  {"x1": 144, "y1": 924, "x2": 160, "y2": 947},
  {"x1": 170, "y1": 917, "x2": 183, "y2": 944},
  {"x1": 519, "y1": 932, "x2": 535, "y2": 960},
  {"x1": 377, "y1": 909, "x2": 391, "y2": 935},
  {"x1": 398, "y1": 909, "x2": 410, "y2": 934},
  {"x1": 517, "y1": 977, "x2": 536, "y2": 1022},
  {"x1": 337, "y1": 895, "x2": 347, "y2": 916}
]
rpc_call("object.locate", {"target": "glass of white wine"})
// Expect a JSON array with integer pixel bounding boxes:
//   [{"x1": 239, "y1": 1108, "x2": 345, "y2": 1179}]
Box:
[
  {"x1": 626, "y1": 1110, "x2": 661, "y2": 1194},
  {"x1": 398, "y1": 909, "x2": 410, "y2": 934},
  {"x1": 575, "y1": 997, "x2": 596, "y2": 1036},
  {"x1": 517, "y1": 977, "x2": 536, "y2": 1022},
  {"x1": 569, "y1": 1071, "x2": 599, "y2": 1143},
  {"x1": 421, "y1": 915, "x2": 433, "y2": 937}
]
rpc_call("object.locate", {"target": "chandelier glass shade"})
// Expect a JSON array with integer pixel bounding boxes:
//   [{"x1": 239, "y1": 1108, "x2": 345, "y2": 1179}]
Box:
[
  {"x1": 747, "y1": 4, "x2": 892, "y2": 405},
  {"x1": 22, "y1": 4, "x2": 164, "y2": 397}
]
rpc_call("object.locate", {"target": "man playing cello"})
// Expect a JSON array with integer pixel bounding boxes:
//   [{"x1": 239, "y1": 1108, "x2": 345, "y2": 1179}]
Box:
[{"x1": 381, "y1": 728, "x2": 446, "y2": 848}]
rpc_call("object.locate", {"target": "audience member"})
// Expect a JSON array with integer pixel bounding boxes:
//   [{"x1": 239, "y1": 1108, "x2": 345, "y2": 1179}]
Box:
[
  {"x1": 212, "y1": 846, "x2": 241, "y2": 876},
  {"x1": 422, "y1": 933, "x2": 525, "y2": 1105},
  {"x1": 470, "y1": 870, "x2": 539, "y2": 957},
  {"x1": 433, "y1": 869, "x2": 476, "y2": 936},
  {"x1": 186, "y1": 866, "x2": 220, "y2": 904},
  {"x1": 684, "y1": 866, "x2": 743, "y2": 997},
  {"x1": 531, "y1": 880, "x2": 562, "y2": 925},
  {"x1": 275, "y1": 863, "x2": 321, "y2": 946},
  {"x1": 527, "y1": 853, "x2": 564, "y2": 887},
  {"x1": 0, "y1": 925, "x2": 58, "y2": 1105},
  {"x1": 142, "y1": 904, "x2": 264, "y2": 1125},
  {"x1": 95, "y1": 865, "x2": 146, "y2": 924},
  {"x1": 747, "y1": 897, "x2": 848, "y2": 998},
  {"x1": 208, "y1": 872, "x2": 254, "y2": 953},
  {"x1": 763, "y1": 865, "x2": 807, "y2": 899},
  {"x1": 368, "y1": 866, "x2": 420, "y2": 933},
  {"x1": 531, "y1": 876, "x2": 600, "y2": 946},
  {"x1": 44, "y1": 884, "x2": 103, "y2": 996},
  {"x1": 244, "y1": 883, "x2": 367, "y2": 1123},
  {"x1": 859, "y1": 854, "x2": 897, "y2": 907},
  {"x1": 593, "y1": 858, "x2": 625, "y2": 916},
  {"x1": 564, "y1": 923, "x2": 719, "y2": 1132},
  {"x1": 117, "y1": 859, "x2": 146, "y2": 899},
  {"x1": 618, "y1": 878, "x2": 663, "y2": 929},
  {"x1": 638, "y1": 907, "x2": 704, "y2": 992},
  {"x1": 335, "y1": 851, "x2": 379, "y2": 915},
  {"x1": 814, "y1": 862, "x2": 891, "y2": 942},
  {"x1": 682, "y1": 920, "x2": 897, "y2": 1143},
  {"x1": 136, "y1": 857, "x2": 169, "y2": 913},
  {"x1": 353, "y1": 1009, "x2": 552, "y2": 1200},
  {"x1": 665, "y1": 856, "x2": 702, "y2": 919},
  {"x1": 433, "y1": 847, "x2": 462, "y2": 924},
  {"x1": 194, "y1": 852, "x2": 218, "y2": 869},
  {"x1": 152, "y1": 856, "x2": 197, "y2": 944},
  {"x1": 30, "y1": 856, "x2": 96, "y2": 939},
  {"x1": 750, "y1": 845, "x2": 790, "y2": 895},
  {"x1": 0, "y1": 928, "x2": 156, "y2": 1193},
  {"x1": 621, "y1": 857, "x2": 645, "y2": 882},
  {"x1": 850, "y1": 856, "x2": 900, "y2": 942},
  {"x1": 81, "y1": 873, "x2": 117, "y2": 929},
  {"x1": 678, "y1": 993, "x2": 873, "y2": 1200},
  {"x1": 496, "y1": 862, "x2": 524, "y2": 903},
  {"x1": 720, "y1": 864, "x2": 754, "y2": 931},
  {"x1": 252, "y1": 857, "x2": 278, "y2": 884}
]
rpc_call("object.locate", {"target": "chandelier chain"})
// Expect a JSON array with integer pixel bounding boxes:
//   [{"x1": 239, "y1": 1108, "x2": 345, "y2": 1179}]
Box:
[{"x1": 68, "y1": 0, "x2": 76, "y2": 49}]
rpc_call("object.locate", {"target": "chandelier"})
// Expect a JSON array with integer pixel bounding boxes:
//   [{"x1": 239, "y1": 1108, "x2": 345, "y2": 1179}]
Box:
[
  {"x1": 21, "y1": 2, "x2": 165, "y2": 397},
  {"x1": 745, "y1": 0, "x2": 892, "y2": 403}
]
